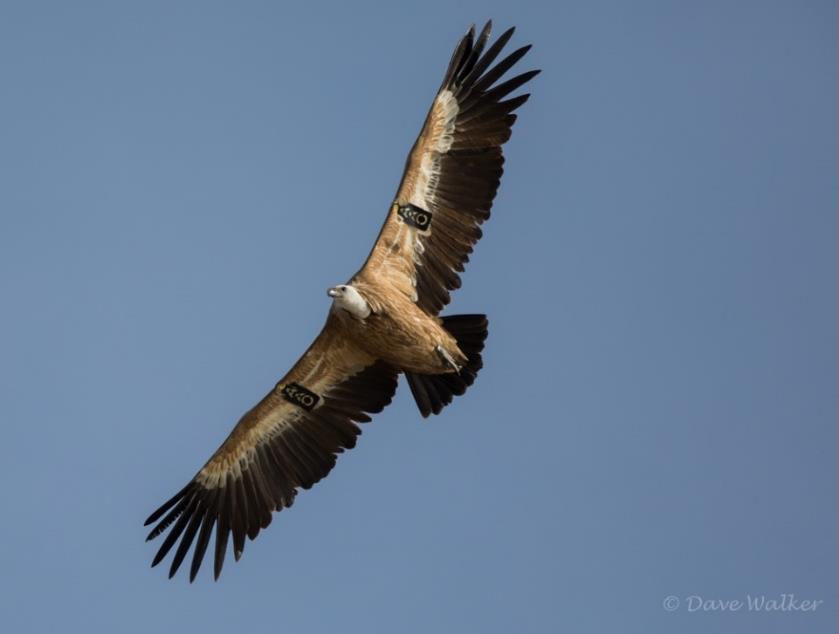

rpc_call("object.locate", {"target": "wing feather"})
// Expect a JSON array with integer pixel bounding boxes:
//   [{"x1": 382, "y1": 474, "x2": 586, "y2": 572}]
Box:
[
  {"x1": 357, "y1": 21, "x2": 539, "y2": 314},
  {"x1": 144, "y1": 314, "x2": 399, "y2": 580}
]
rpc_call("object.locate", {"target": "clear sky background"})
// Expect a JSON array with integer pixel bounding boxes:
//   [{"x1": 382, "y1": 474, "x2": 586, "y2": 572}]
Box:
[{"x1": 1, "y1": 1, "x2": 837, "y2": 632}]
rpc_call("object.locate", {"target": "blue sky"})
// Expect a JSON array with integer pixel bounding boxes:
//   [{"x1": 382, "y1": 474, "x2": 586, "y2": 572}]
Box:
[{"x1": 1, "y1": 1, "x2": 837, "y2": 632}]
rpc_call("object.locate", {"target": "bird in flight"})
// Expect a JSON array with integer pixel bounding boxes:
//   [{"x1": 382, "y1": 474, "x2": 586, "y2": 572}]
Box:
[{"x1": 145, "y1": 20, "x2": 538, "y2": 581}]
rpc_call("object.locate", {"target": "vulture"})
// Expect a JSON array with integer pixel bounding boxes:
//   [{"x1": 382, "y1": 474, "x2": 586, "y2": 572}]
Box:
[{"x1": 145, "y1": 20, "x2": 538, "y2": 581}]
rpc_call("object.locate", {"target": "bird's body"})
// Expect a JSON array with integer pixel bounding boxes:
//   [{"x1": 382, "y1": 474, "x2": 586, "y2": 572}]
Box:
[
  {"x1": 145, "y1": 20, "x2": 538, "y2": 581},
  {"x1": 332, "y1": 281, "x2": 466, "y2": 374}
]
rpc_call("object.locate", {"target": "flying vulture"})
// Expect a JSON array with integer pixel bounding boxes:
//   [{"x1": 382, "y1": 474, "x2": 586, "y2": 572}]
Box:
[{"x1": 145, "y1": 20, "x2": 538, "y2": 581}]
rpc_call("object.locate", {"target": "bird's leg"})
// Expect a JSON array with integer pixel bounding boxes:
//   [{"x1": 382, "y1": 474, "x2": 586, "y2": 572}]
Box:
[{"x1": 435, "y1": 345, "x2": 462, "y2": 373}]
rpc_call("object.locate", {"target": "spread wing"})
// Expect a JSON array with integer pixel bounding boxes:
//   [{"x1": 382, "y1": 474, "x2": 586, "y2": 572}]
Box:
[
  {"x1": 144, "y1": 313, "x2": 398, "y2": 581},
  {"x1": 356, "y1": 22, "x2": 539, "y2": 315}
]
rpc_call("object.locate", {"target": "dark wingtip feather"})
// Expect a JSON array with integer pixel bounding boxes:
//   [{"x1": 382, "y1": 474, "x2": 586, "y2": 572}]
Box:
[
  {"x1": 456, "y1": 26, "x2": 517, "y2": 95},
  {"x1": 145, "y1": 493, "x2": 193, "y2": 542},
  {"x1": 167, "y1": 501, "x2": 205, "y2": 579},
  {"x1": 213, "y1": 490, "x2": 231, "y2": 580},
  {"x1": 469, "y1": 45, "x2": 534, "y2": 96},
  {"x1": 456, "y1": 21, "x2": 494, "y2": 86},
  {"x1": 494, "y1": 26, "x2": 517, "y2": 55},
  {"x1": 477, "y1": 21, "x2": 493, "y2": 47},
  {"x1": 189, "y1": 499, "x2": 217, "y2": 582},
  {"x1": 479, "y1": 69, "x2": 541, "y2": 106},
  {"x1": 150, "y1": 493, "x2": 199, "y2": 567},
  {"x1": 144, "y1": 483, "x2": 191, "y2": 526}
]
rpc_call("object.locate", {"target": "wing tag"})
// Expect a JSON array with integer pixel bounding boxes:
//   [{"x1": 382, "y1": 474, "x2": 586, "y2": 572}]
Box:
[
  {"x1": 281, "y1": 383, "x2": 320, "y2": 411},
  {"x1": 395, "y1": 202, "x2": 432, "y2": 231}
]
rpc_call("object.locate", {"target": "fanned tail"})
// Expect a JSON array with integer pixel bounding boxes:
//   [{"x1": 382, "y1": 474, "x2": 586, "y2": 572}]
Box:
[{"x1": 406, "y1": 314, "x2": 488, "y2": 417}]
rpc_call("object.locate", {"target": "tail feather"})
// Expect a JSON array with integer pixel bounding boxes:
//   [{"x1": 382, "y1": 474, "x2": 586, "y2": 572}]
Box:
[{"x1": 406, "y1": 314, "x2": 488, "y2": 417}]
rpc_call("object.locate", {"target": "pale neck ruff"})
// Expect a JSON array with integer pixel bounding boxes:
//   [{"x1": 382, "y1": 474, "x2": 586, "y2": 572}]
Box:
[{"x1": 334, "y1": 285, "x2": 371, "y2": 319}]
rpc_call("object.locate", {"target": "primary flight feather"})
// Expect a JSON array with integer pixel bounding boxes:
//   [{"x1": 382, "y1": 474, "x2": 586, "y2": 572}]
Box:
[{"x1": 145, "y1": 20, "x2": 538, "y2": 581}]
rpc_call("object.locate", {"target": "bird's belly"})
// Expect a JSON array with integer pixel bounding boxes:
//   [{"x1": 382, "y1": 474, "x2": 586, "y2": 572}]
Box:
[{"x1": 350, "y1": 312, "x2": 452, "y2": 374}]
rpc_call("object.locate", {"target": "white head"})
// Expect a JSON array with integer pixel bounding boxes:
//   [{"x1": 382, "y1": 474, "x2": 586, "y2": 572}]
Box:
[{"x1": 327, "y1": 284, "x2": 371, "y2": 319}]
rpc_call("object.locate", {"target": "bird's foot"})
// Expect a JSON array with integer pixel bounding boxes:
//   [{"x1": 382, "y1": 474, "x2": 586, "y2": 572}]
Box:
[{"x1": 435, "y1": 345, "x2": 462, "y2": 373}]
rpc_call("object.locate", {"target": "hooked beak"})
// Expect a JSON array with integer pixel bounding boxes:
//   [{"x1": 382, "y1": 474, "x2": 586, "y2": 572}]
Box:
[{"x1": 327, "y1": 287, "x2": 339, "y2": 298}]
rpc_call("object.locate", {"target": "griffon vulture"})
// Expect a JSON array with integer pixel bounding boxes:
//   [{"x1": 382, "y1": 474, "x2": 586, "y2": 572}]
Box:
[{"x1": 145, "y1": 20, "x2": 538, "y2": 581}]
